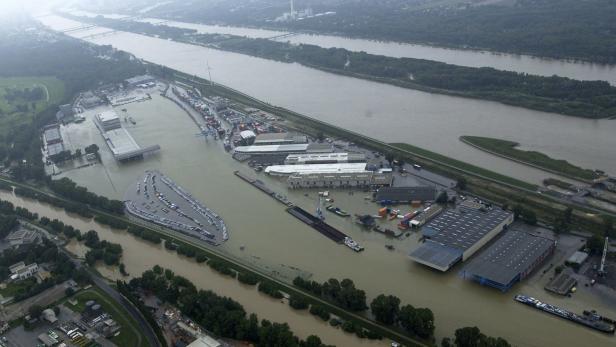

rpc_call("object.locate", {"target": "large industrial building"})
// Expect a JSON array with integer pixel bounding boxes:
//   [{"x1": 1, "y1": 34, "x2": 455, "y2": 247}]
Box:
[
  {"x1": 95, "y1": 111, "x2": 122, "y2": 131},
  {"x1": 124, "y1": 74, "x2": 156, "y2": 88},
  {"x1": 94, "y1": 110, "x2": 160, "y2": 161},
  {"x1": 409, "y1": 201, "x2": 514, "y2": 271},
  {"x1": 253, "y1": 132, "x2": 308, "y2": 146},
  {"x1": 233, "y1": 143, "x2": 332, "y2": 156},
  {"x1": 288, "y1": 171, "x2": 392, "y2": 189},
  {"x1": 461, "y1": 230, "x2": 555, "y2": 291},
  {"x1": 284, "y1": 152, "x2": 365, "y2": 165},
  {"x1": 265, "y1": 162, "x2": 369, "y2": 176},
  {"x1": 375, "y1": 186, "x2": 437, "y2": 204}
]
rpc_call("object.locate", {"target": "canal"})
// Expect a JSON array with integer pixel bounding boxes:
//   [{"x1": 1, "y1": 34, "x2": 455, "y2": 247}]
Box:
[{"x1": 9, "y1": 88, "x2": 616, "y2": 346}]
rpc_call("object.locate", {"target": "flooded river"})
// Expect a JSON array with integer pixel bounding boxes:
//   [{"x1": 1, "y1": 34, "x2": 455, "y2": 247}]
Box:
[
  {"x1": 68, "y1": 10, "x2": 616, "y2": 85},
  {"x1": 39, "y1": 15, "x2": 616, "y2": 186},
  {"x1": 7, "y1": 86, "x2": 616, "y2": 346}
]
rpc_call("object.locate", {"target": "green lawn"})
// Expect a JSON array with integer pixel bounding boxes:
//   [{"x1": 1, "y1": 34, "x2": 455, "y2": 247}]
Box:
[
  {"x1": 0, "y1": 76, "x2": 65, "y2": 135},
  {"x1": 460, "y1": 135, "x2": 600, "y2": 181},
  {"x1": 68, "y1": 287, "x2": 147, "y2": 347},
  {"x1": 0, "y1": 278, "x2": 37, "y2": 298}
]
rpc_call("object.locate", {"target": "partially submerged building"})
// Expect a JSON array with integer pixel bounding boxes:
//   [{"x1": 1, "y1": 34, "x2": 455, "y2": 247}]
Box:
[
  {"x1": 265, "y1": 162, "x2": 369, "y2": 176},
  {"x1": 284, "y1": 152, "x2": 365, "y2": 165},
  {"x1": 253, "y1": 132, "x2": 307, "y2": 146},
  {"x1": 375, "y1": 186, "x2": 437, "y2": 204},
  {"x1": 288, "y1": 171, "x2": 392, "y2": 189},
  {"x1": 409, "y1": 201, "x2": 514, "y2": 271},
  {"x1": 95, "y1": 111, "x2": 122, "y2": 131},
  {"x1": 94, "y1": 110, "x2": 160, "y2": 161},
  {"x1": 124, "y1": 74, "x2": 156, "y2": 88},
  {"x1": 461, "y1": 230, "x2": 555, "y2": 291},
  {"x1": 233, "y1": 143, "x2": 332, "y2": 156}
]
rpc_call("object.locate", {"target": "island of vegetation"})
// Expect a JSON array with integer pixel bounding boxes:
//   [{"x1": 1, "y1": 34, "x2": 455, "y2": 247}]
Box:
[
  {"x1": 460, "y1": 136, "x2": 601, "y2": 182},
  {"x1": 61, "y1": 14, "x2": 616, "y2": 119}
]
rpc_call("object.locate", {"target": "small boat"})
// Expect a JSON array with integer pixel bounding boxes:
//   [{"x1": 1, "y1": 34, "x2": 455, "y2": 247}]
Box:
[
  {"x1": 385, "y1": 245, "x2": 394, "y2": 250},
  {"x1": 344, "y1": 237, "x2": 364, "y2": 252},
  {"x1": 326, "y1": 205, "x2": 350, "y2": 217}
]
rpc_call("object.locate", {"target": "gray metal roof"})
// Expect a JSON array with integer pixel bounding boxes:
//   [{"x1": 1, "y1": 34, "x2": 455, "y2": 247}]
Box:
[
  {"x1": 409, "y1": 240, "x2": 463, "y2": 271},
  {"x1": 463, "y1": 230, "x2": 555, "y2": 285},
  {"x1": 375, "y1": 186, "x2": 436, "y2": 202},
  {"x1": 423, "y1": 207, "x2": 512, "y2": 252}
]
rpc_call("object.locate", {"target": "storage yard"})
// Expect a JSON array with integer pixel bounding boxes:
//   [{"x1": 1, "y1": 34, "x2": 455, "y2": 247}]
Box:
[{"x1": 124, "y1": 170, "x2": 228, "y2": 245}]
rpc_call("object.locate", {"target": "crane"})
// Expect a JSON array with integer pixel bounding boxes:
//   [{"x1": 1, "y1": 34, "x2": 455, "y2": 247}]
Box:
[
  {"x1": 316, "y1": 195, "x2": 325, "y2": 221},
  {"x1": 599, "y1": 237, "x2": 609, "y2": 277}
]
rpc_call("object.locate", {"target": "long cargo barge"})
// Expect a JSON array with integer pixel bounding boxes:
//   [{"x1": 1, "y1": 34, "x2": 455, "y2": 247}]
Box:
[
  {"x1": 287, "y1": 206, "x2": 347, "y2": 243},
  {"x1": 514, "y1": 294, "x2": 615, "y2": 334},
  {"x1": 234, "y1": 171, "x2": 293, "y2": 206}
]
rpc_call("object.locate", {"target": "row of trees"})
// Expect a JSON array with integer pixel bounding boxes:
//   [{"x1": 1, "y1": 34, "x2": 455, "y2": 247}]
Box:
[
  {"x1": 48, "y1": 177, "x2": 125, "y2": 214},
  {"x1": 127, "y1": 266, "x2": 334, "y2": 347},
  {"x1": 292, "y1": 277, "x2": 367, "y2": 311}
]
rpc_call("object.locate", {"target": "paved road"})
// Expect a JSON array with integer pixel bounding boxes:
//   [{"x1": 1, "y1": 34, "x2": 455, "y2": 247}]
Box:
[{"x1": 63, "y1": 250, "x2": 162, "y2": 347}]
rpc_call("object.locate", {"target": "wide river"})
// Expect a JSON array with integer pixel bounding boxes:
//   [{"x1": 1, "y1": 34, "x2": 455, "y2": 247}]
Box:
[
  {"x1": 68, "y1": 10, "x2": 616, "y2": 85},
  {"x1": 10, "y1": 76, "x2": 615, "y2": 347},
  {"x1": 39, "y1": 15, "x2": 616, "y2": 186}
]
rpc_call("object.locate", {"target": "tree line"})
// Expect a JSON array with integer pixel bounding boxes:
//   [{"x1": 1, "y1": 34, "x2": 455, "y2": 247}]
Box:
[
  {"x1": 67, "y1": 14, "x2": 616, "y2": 119},
  {"x1": 155, "y1": 0, "x2": 616, "y2": 64},
  {"x1": 125, "y1": 266, "x2": 334, "y2": 347}
]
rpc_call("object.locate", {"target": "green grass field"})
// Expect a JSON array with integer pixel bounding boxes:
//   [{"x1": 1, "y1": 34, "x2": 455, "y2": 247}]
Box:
[
  {"x1": 68, "y1": 287, "x2": 148, "y2": 347},
  {"x1": 0, "y1": 76, "x2": 65, "y2": 135}
]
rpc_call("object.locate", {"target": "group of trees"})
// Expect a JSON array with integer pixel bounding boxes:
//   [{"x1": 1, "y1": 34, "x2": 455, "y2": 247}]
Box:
[
  {"x1": 127, "y1": 266, "x2": 333, "y2": 347},
  {"x1": 292, "y1": 277, "x2": 367, "y2": 312},
  {"x1": 513, "y1": 204, "x2": 537, "y2": 225},
  {"x1": 49, "y1": 177, "x2": 124, "y2": 214},
  {"x1": 70, "y1": 13, "x2": 616, "y2": 119},
  {"x1": 293, "y1": 276, "x2": 433, "y2": 339},
  {"x1": 158, "y1": 0, "x2": 616, "y2": 64},
  {"x1": 82, "y1": 229, "x2": 123, "y2": 266},
  {"x1": 2, "y1": 86, "x2": 44, "y2": 103},
  {"x1": 442, "y1": 326, "x2": 511, "y2": 347},
  {"x1": 0, "y1": 231, "x2": 90, "y2": 302},
  {"x1": 370, "y1": 294, "x2": 435, "y2": 339}
]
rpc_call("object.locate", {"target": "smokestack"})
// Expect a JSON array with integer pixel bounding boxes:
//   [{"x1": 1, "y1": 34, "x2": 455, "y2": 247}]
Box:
[{"x1": 290, "y1": 0, "x2": 295, "y2": 14}]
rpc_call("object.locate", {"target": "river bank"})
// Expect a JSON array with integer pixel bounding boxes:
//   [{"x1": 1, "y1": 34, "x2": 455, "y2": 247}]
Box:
[
  {"x1": 459, "y1": 136, "x2": 602, "y2": 183},
  {"x1": 60, "y1": 13, "x2": 616, "y2": 119}
]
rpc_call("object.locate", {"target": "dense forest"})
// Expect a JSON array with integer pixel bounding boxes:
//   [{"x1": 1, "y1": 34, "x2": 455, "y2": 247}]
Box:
[
  {"x1": 67, "y1": 14, "x2": 616, "y2": 119},
  {"x1": 138, "y1": 0, "x2": 616, "y2": 64}
]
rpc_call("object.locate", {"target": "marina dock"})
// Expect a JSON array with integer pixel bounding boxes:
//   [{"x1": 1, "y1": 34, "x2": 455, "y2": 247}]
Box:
[
  {"x1": 234, "y1": 171, "x2": 293, "y2": 206},
  {"x1": 287, "y1": 206, "x2": 347, "y2": 243}
]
